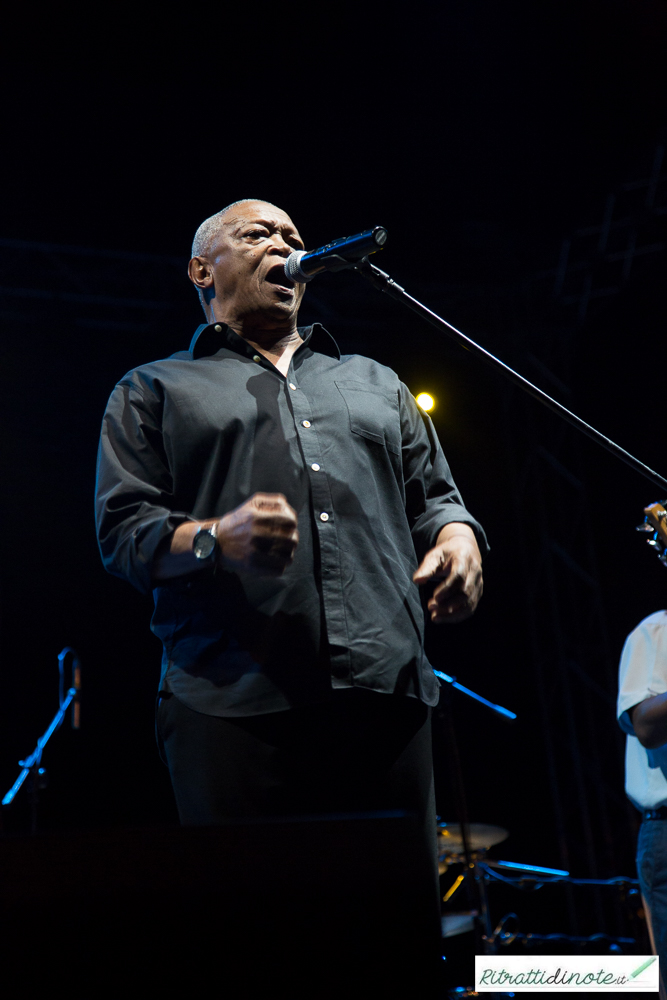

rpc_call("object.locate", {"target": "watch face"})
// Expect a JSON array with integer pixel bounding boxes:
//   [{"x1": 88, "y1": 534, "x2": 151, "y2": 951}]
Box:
[{"x1": 193, "y1": 529, "x2": 217, "y2": 560}]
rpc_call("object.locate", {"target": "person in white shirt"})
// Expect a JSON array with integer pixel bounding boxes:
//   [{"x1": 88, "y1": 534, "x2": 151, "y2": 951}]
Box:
[{"x1": 618, "y1": 610, "x2": 667, "y2": 992}]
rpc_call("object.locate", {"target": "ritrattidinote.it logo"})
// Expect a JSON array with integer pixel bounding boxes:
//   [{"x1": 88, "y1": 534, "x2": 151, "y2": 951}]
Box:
[{"x1": 474, "y1": 955, "x2": 659, "y2": 992}]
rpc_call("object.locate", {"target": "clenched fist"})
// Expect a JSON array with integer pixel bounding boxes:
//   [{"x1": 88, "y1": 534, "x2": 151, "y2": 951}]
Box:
[{"x1": 218, "y1": 493, "x2": 299, "y2": 576}]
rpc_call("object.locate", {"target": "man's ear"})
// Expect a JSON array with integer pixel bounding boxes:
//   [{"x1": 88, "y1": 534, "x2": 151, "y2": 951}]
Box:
[{"x1": 188, "y1": 256, "x2": 213, "y2": 293}]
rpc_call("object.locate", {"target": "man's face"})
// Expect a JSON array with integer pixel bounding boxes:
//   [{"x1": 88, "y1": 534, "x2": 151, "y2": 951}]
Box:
[{"x1": 204, "y1": 201, "x2": 306, "y2": 330}]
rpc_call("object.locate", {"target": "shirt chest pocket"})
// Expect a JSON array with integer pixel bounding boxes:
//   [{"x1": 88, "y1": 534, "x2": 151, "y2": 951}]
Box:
[{"x1": 334, "y1": 380, "x2": 401, "y2": 457}]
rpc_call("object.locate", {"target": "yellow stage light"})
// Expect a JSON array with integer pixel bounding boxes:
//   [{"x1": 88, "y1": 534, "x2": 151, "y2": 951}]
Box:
[{"x1": 415, "y1": 392, "x2": 435, "y2": 411}]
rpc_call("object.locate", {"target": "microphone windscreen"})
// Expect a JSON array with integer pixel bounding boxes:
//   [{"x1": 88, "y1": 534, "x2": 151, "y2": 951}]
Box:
[{"x1": 284, "y1": 251, "x2": 311, "y2": 284}]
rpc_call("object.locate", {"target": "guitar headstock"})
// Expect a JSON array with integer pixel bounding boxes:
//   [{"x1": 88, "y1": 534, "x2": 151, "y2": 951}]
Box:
[{"x1": 637, "y1": 501, "x2": 667, "y2": 566}]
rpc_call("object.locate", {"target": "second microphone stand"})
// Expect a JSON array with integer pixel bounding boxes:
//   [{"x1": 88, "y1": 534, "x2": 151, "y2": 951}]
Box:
[{"x1": 2, "y1": 647, "x2": 81, "y2": 834}]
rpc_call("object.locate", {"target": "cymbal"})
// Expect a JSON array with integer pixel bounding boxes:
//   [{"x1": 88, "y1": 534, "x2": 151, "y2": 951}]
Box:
[{"x1": 437, "y1": 821, "x2": 509, "y2": 855}]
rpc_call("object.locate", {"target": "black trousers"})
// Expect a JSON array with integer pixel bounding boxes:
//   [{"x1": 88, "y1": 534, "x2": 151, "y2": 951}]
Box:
[
  {"x1": 157, "y1": 687, "x2": 435, "y2": 827},
  {"x1": 156, "y1": 688, "x2": 442, "y2": 993}
]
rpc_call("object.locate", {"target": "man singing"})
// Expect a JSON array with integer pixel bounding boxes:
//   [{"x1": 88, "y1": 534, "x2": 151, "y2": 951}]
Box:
[{"x1": 95, "y1": 198, "x2": 486, "y2": 840}]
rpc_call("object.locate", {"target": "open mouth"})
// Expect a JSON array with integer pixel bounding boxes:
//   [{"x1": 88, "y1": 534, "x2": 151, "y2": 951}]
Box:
[{"x1": 265, "y1": 262, "x2": 295, "y2": 293}]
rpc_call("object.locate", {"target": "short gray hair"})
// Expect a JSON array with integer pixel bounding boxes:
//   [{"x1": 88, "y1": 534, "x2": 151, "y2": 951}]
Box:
[{"x1": 191, "y1": 199, "x2": 282, "y2": 259}]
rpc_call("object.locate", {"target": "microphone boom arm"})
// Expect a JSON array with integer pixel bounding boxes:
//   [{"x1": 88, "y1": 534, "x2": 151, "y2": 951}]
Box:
[{"x1": 353, "y1": 256, "x2": 667, "y2": 493}]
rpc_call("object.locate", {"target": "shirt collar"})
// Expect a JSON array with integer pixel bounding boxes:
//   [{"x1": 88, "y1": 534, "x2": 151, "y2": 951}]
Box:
[{"x1": 188, "y1": 322, "x2": 340, "y2": 361}]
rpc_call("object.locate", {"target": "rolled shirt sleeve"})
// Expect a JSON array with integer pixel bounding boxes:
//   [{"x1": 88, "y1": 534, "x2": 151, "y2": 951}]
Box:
[
  {"x1": 95, "y1": 376, "x2": 196, "y2": 595},
  {"x1": 618, "y1": 613, "x2": 667, "y2": 733}
]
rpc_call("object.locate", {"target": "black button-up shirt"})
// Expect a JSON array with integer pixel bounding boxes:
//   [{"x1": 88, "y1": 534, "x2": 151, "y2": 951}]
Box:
[{"x1": 95, "y1": 322, "x2": 487, "y2": 716}]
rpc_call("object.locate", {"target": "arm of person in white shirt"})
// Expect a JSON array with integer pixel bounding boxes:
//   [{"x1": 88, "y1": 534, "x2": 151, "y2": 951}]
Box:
[{"x1": 631, "y1": 694, "x2": 667, "y2": 750}]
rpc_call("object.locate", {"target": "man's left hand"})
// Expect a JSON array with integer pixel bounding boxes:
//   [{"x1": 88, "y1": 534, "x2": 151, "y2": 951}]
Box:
[{"x1": 412, "y1": 523, "x2": 483, "y2": 624}]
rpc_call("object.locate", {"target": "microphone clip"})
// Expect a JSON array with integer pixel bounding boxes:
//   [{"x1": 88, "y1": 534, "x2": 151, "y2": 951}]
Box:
[{"x1": 317, "y1": 254, "x2": 357, "y2": 274}]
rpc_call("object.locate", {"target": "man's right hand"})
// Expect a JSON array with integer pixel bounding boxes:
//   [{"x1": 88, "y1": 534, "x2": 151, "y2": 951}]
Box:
[{"x1": 218, "y1": 493, "x2": 299, "y2": 576}]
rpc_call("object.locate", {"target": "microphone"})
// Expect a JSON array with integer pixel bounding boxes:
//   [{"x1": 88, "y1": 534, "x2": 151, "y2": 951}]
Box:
[{"x1": 284, "y1": 226, "x2": 388, "y2": 283}]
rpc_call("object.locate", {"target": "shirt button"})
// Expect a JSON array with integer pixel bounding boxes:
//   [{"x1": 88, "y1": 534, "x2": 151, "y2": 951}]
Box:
[
  {"x1": 319, "y1": 512, "x2": 329, "y2": 521},
  {"x1": 311, "y1": 463, "x2": 321, "y2": 471},
  {"x1": 253, "y1": 355, "x2": 262, "y2": 363},
  {"x1": 302, "y1": 420, "x2": 311, "y2": 428},
  {"x1": 214, "y1": 324, "x2": 222, "y2": 333},
  {"x1": 289, "y1": 383, "x2": 297, "y2": 391}
]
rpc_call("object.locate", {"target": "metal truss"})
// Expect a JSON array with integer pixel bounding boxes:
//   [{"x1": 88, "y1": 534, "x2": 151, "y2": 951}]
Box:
[
  {"x1": 0, "y1": 238, "x2": 191, "y2": 334},
  {"x1": 498, "y1": 140, "x2": 666, "y2": 940},
  {"x1": 1, "y1": 145, "x2": 664, "y2": 946}
]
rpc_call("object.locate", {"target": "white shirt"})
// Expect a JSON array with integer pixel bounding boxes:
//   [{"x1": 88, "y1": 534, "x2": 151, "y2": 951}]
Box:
[{"x1": 617, "y1": 610, "x2": 667, "y2": 811}]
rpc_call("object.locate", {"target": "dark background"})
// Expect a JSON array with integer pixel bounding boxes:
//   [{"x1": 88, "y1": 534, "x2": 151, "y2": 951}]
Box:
[{"x1": 1, "y1": 0, "x2": 666, "y2": 950}]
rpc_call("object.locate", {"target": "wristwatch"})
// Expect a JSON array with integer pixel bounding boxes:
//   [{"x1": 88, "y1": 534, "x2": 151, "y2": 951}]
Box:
[{"x1": 192, "y1": 523, "x2": 218, "y2": 561}]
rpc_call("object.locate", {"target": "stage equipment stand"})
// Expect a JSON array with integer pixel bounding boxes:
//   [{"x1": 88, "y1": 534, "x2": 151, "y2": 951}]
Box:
[{"x1": 2, "y1": 647, "x2": 80, "y2": 833}]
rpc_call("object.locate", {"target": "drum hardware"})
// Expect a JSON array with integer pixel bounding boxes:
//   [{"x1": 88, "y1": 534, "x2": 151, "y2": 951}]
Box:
[
  {"x1": 438, "y1": 821, "x2": 509, "y2": 875},
  {"x1": 442, "y1": 873, "x2": 465, "y2": 903},
  {"x1": 486, "y1": 909, "x2": 635, "y2": 953},
  {"x1": 446, "y1": 858, "x2": 642, "y2": 948},
  {"x1": 440, "y1": 847, "x2": 642, "y2": 999}
]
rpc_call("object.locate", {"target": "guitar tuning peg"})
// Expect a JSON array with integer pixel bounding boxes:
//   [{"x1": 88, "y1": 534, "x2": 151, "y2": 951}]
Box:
[
  {"x1": 647, "y1": 537, "x2": 660, "y2": 548},
  {"x1": 637, "y1": 522, "x2": 654, "y2": 532}
]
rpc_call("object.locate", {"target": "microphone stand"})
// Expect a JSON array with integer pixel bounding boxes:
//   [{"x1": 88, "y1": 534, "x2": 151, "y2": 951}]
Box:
[
  {"x1": 434, "y1": 672, "x2": 516, "y2": 965},
  {"x1": 2, "y1": 648, "x2": 81, "y2": 834},
  {"x1": 2, "y1": 690, "x2": 77, "y2": 832},
  {"x1": 352, "y1": 257, "x2": 667, "y2": 492}
]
